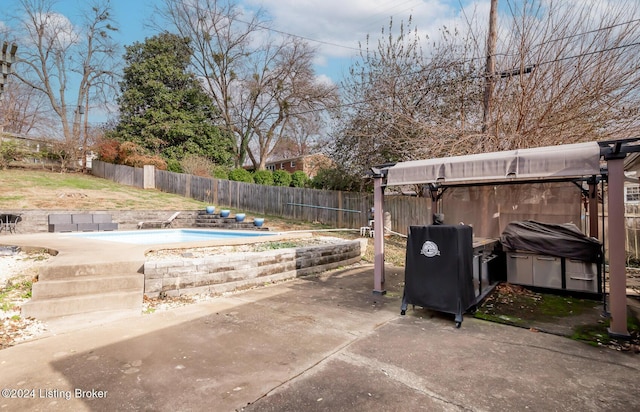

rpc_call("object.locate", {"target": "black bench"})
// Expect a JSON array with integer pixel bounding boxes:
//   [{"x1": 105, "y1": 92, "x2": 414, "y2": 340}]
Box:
[{"x1": 48, "y1": 214, "x2": 118, "y2": 232}]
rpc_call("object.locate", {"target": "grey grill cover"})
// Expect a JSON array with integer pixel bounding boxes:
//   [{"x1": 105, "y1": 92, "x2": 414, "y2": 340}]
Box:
[{"x1": 499, "y1": 221, "x2": 601, "y2": 262}]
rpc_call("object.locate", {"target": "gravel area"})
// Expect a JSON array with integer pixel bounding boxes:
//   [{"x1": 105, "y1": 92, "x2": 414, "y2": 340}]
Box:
[
  {"x1": 0, "y1": 248, "x2": 47, "y2": 291},
  {"x1": 0, "y1": 248, "x2": 50, "y2": 349}
]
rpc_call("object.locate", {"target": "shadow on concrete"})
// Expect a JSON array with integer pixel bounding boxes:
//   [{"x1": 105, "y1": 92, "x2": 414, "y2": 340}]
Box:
[
  {"x1": 2, "y1": 264, "x2": 639, "y2": 411},
  {"x1": 47, "y1": 265, "x2": 406, "y2": 411}
]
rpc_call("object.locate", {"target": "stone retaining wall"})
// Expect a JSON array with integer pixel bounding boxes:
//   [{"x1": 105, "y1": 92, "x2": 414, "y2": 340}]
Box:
[
  {"x1": 143, "y1": 239, "x2": 365, "y2": 298},
  {"x1": 2, "y1": 210, "x2": 199, "y2": 233}
]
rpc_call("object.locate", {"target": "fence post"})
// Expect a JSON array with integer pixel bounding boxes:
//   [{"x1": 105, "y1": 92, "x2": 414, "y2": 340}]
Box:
[
  {"x1": 143, "y1": 165, "x2": 155, "y2": 189},
  {"x1": 338, "y1": 191, "x2": 343, "y2": 228}
]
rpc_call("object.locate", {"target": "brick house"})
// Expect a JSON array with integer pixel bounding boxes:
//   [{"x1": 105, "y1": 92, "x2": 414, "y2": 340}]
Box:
[{"x1": 260, "y1": 154, "x2": 333, "y2": 178}]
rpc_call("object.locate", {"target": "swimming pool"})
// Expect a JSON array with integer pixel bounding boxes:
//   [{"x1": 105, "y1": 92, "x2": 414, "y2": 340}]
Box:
[{"x1": 69, "y1": 229, "x2": 278, "y2": 245}]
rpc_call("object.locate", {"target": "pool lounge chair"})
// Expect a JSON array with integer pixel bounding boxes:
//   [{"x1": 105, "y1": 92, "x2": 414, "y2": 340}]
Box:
[
  {"x1": 0, "y1": 214, "x2": 22, "y2": 234},
  {"x1": 137, "y1": 212, "x2": 181, "y2": 229}
]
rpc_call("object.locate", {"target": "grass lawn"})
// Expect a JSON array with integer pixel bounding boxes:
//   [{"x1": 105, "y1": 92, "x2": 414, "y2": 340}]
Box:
[{"x1": 0, "y1": 168, "x2": 208, "y2": 210}]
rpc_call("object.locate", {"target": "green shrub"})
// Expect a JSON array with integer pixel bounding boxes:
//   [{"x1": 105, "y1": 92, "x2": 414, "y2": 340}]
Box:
[
  {"x1": 0, "y1": 140, "x2": 25, "y2": 169},
  {"x1": 166, "y1": 159, "x2": 183, "y2": 173},
  {"x1": 253, "y1": 170, "x2": 274, "y2": 185},
  {"x1": 291, "y1": 170, "x2": 310, "y2": 187},
  {"x1": 273, "y1": 170, "x2": 292, "y2": 186},
  {"x1": 228, "y1": 168, "x2": 254, "y2": 183},
  {"x1": 212, "y1": 165, "x2": 229, "y2": 179},
  {"x1": 311, "y1": 168, "x2": 361, "y2": 191}
]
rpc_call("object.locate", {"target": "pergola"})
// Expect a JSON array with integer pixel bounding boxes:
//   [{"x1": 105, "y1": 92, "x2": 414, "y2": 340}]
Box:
[{"x1": 371, "y1": 139, "x2": 640, "y2": 337}]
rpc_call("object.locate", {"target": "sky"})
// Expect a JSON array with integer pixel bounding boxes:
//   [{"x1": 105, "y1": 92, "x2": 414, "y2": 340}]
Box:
[
  {"x1": 107, "y1": 0, "x2": 485, "y2": 81},
  {"x1": 1, "y1": 0, "x2": 488, "y2": 124}
]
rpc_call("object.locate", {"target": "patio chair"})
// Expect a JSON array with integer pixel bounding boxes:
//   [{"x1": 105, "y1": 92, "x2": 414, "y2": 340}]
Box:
[
  {"x1": 0, "y1": 214, "x2": 22, "y2": 234},
  {"x1": 137, "y1": 212, "x2": 180, "y2": 229}
]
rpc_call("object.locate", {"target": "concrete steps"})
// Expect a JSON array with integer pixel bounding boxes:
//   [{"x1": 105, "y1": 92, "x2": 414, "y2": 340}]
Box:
[
  {"x1": 31, "y1": 274, "x2": 144, "y2": 299},
  {"x1": 23, "y1": 260, "x2": 145, "y2": 321},
  {"x1": 37, "y1": 260, "x2": 144, "y2": 281},
  {"x1": 22, "y1": 289, "x2": 143, "y2": 320},
  {"x1": 194, "y1": 211, "x2": 268, "y2": 230}
]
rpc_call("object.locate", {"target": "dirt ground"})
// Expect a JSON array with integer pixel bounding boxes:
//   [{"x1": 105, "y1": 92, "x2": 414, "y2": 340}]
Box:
[{"x1": 474, "y1": 283, "x2": 640, "y2": 353}]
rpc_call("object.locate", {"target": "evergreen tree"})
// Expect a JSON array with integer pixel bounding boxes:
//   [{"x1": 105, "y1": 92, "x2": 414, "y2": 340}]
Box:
[{"x1": 113, "y1": 32, "x2": 234, "y2": 166}]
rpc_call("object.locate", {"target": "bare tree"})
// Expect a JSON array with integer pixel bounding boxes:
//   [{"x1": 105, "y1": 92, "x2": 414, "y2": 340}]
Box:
[
  {"x1": 156, "y1": 0, "x2": 339, "y2": 169},
  {"x1": 487, "y1": 0, "x2": 640, "y2": 149},
  {"x1": 270, "y1": 114, "x2": 325, "y2": 160},
  {"x1": 333, "y1": 17, "x2": 483, "y2": 180},
  {"x1": 0, "y1": 81, "x2": 56, "y2": 136},
  {"x1": 336, "y1": 0, "x2": 640, "y2": 182},
  {"x1": 8, "y1": 0, "x2": 119, "y2": 169}
]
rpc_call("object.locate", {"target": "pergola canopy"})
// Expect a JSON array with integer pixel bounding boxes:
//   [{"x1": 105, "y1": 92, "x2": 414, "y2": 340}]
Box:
[
  {"x1": 373, "y1": 139, "x2": 640, "y2": 337},
  {"x1": 385, "y1": 141, "x2": 602, "y2": 186}
]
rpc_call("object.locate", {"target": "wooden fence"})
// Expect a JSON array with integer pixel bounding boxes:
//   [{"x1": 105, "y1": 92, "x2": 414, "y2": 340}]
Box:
[
  {"x1": 92, "y1": 160, "x2": 640, "y2": 261},
  {"x1": 91, "y1": 160, "x2": 144, "y2": 188},
  {"x1": 93, "y1": 160, "x2": 417, "y2": 230}
]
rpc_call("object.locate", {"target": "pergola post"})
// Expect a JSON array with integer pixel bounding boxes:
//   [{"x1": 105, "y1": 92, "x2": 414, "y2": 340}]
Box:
[
  {"x1": 373, "y1": 175, "x2": 386, "y2": 295},
  {"x1": 588, "y1": 177, "x2": 598, "y2": 239},
  {"x1": 606, "y1": 157, "x2": 629, "y2": 337}
]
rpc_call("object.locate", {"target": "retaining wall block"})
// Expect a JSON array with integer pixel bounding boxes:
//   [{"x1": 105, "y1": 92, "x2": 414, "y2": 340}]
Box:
[
  {"x1": 144, "y1": 240, "x2": 361, "y2": 298},
  {"x1": 144, "y1": 278, "x2": 163, "y2": 294}
]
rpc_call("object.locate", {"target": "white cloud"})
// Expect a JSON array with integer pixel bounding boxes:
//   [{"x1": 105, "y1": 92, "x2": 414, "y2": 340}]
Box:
[
  {"x1": 246, "y1": 0, "x2": 486, "y2": 59},
  {"x1": 314, "y1": 73, "x2": 335, "y2": 87},
  {"x1": 242, "y1": 0, "x2": 493, "y2": 82},
  {"x1": 34, "y1": 11, "x2": 79, "y2": 49}
]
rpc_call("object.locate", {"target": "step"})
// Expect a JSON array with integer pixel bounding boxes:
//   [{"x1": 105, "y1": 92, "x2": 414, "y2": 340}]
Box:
[
  {"x1": 31, "y1": 274, "x2": 144, "y2": 299},
  {"x1": 21, "y1": 290, "x2": 143, "y2": 321},
  {"x1": 194, "y1": 222, "x2": 267, "y2": 230},
  {"x1": 38, "y1": 260, "x2": 144, "y2": 281},
  {"x1": 194, "y1": 216, "x2": 253, "y2": 224}
]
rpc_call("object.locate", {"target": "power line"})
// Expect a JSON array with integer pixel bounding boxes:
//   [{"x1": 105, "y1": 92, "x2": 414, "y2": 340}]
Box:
[
  {"x1": 269, "y1": 39, "x2": 640, "y2": 120},
  {"x1": 532, "y1": 18, "x2": 640, "y2": 46},
  {"x1": 536, "y1": 40, "x2": 640, "y2": 66},
  {"x1": 154, "y1": 4, "x2": 640, "y2": 122},
  {"x1": 232, "y1": 17, "x2": 362, "y2": 53},
  {"x1": 235, "y1": 0, "x2": 430, "y2": 55},
  {"x1": 356, "y1": 0, "x2": 426, "y2": 32},
  {"x1": 232, "y1": 4, "x2": 640, "y2": 87}
]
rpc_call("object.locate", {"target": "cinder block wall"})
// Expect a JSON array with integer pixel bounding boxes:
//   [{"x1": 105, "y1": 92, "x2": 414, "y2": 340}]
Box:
[
  {"x1": 2, "y1": 210, "x2": 199, "y2": 233},
  {"x1": 143, "y1": 240, "x2": 363, "y2": 298}
]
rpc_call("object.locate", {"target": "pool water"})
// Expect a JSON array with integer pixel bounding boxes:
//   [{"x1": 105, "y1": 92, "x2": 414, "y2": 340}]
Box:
[{"x1": 70, "y1": 229, "x2": 276, "y2": 245}]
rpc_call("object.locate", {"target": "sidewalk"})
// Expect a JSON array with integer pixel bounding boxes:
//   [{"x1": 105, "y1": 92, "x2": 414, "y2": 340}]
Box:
[{"x1": 0, "y1": 264, "x2": 638, "y2": 411}]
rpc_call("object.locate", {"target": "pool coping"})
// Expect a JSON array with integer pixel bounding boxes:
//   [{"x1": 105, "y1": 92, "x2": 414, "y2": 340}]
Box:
[
  {"x1": 0, "y1": 229, "x2": 311, "y2": 263},
  {"x1": 63, "y1": 228, "x2": 293, "y2": 247}
]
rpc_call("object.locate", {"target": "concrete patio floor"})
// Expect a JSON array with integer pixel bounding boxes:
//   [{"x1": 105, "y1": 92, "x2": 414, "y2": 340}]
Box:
[{"x1": 0, "y1": 264, "x2": 638, "y2": 411}]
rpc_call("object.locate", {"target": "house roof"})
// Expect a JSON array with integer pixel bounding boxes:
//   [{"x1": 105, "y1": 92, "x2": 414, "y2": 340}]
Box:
[
  {"x1": 385, "y1": 141, "x2": 602, "y2": 186},
  {"x1": 264, "y1": 153, "x2": 328, "y2": 165}
]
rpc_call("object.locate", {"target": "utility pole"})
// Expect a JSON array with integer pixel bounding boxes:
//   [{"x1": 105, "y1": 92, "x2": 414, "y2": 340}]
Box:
[
  {"x1": 0, "y1": 41, "x2": 18, "y2": 100},
  {"x1": 0, "y1": 41, "x2": 18, "y2": 134},
  {"x1": 482, "y1": 0, "x2": 498, "y2": 137}
]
